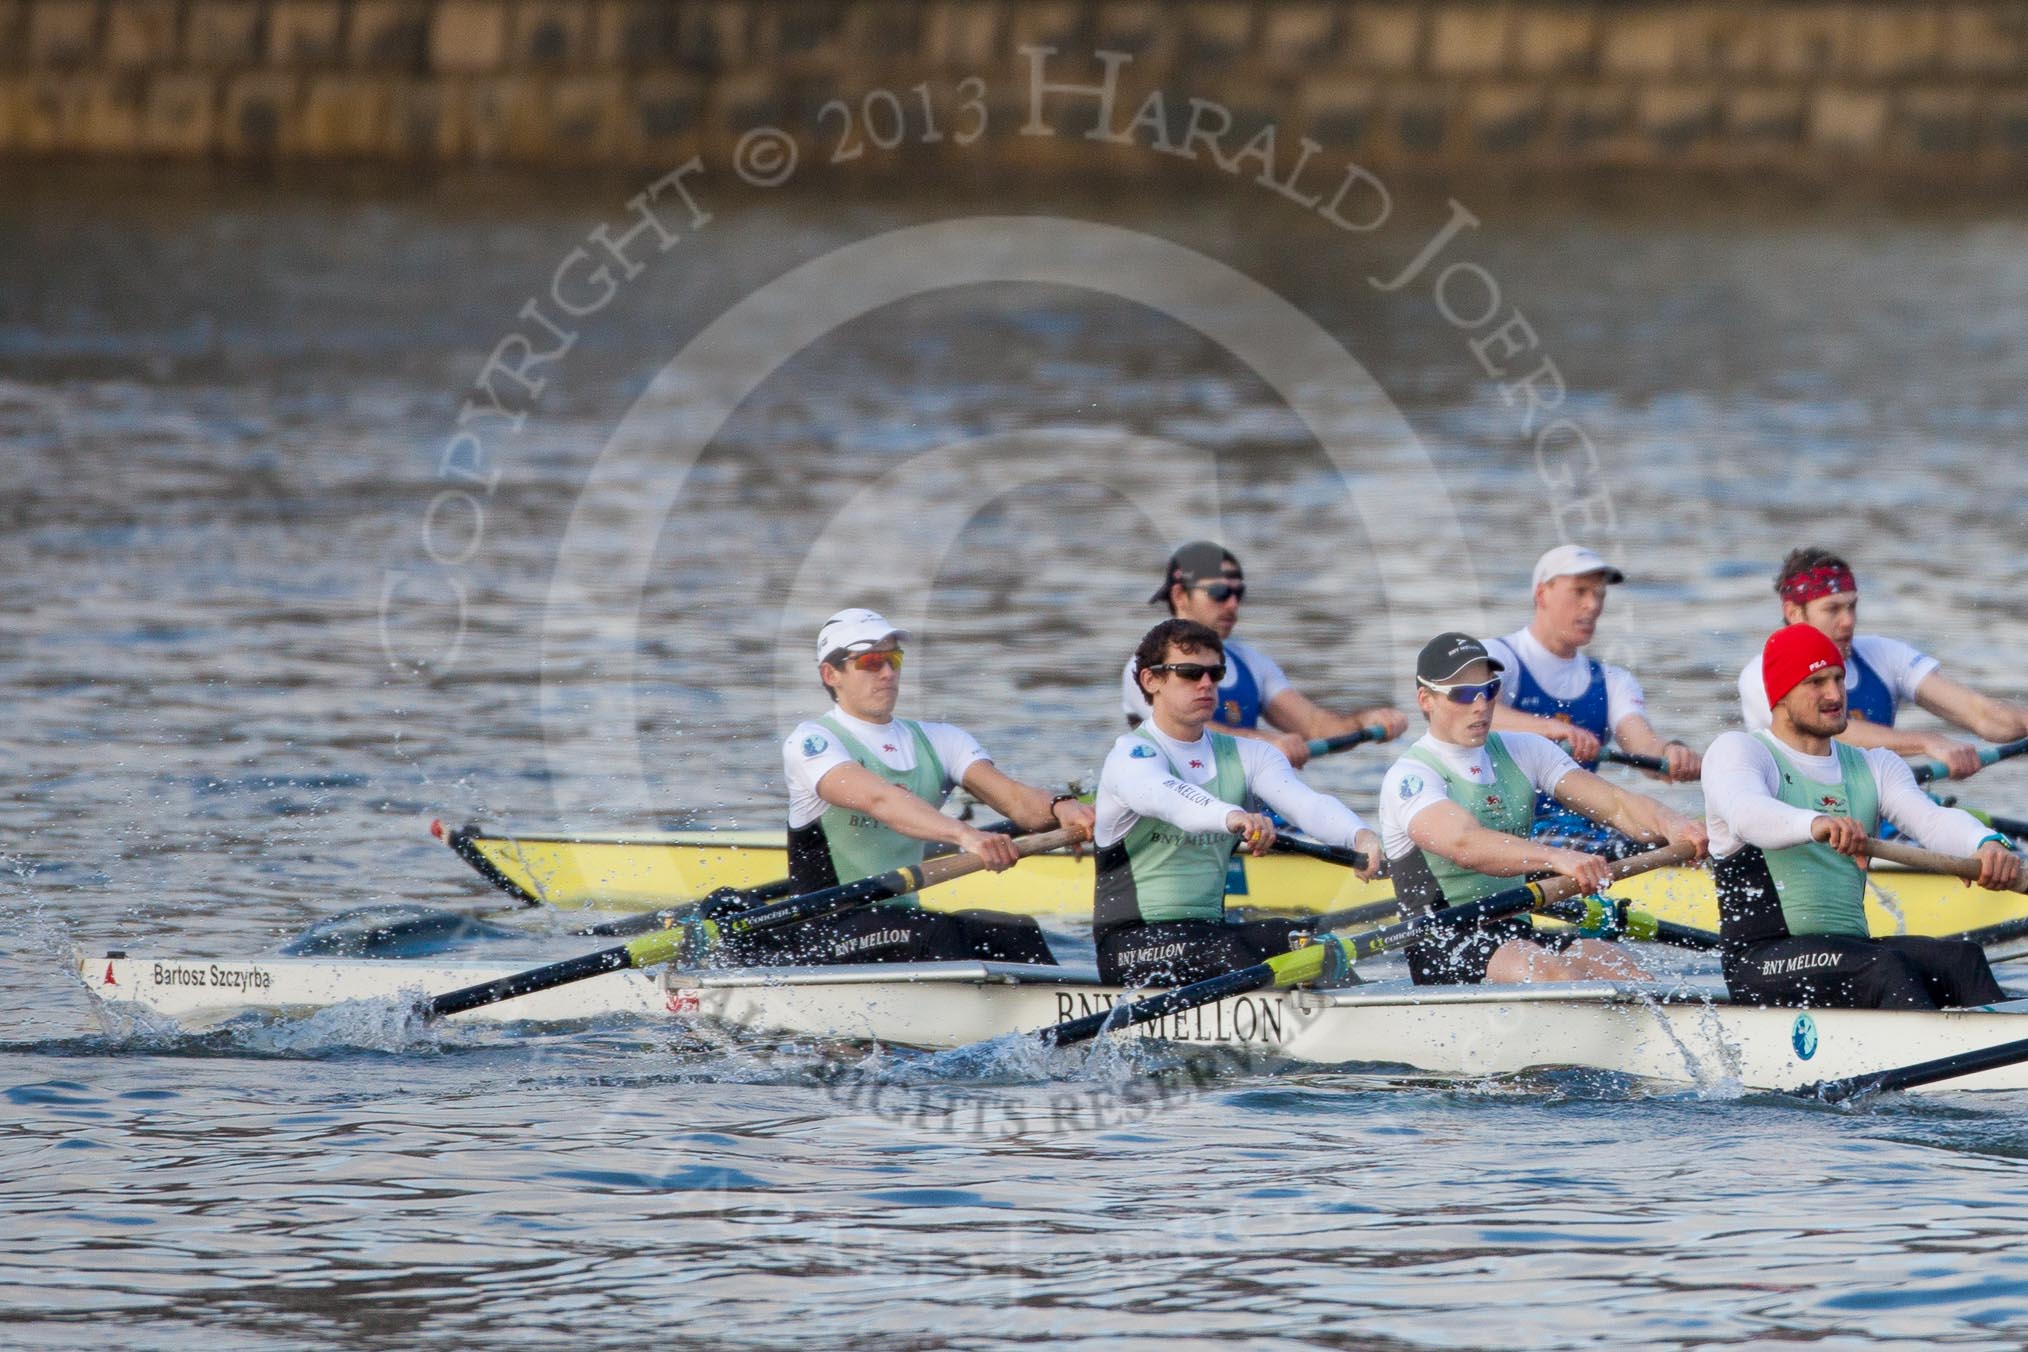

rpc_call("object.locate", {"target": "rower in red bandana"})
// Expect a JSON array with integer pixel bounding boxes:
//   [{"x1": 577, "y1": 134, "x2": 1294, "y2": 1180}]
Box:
[{"x1": 1736, "y1": 548, "x2": 2028, "y2": 780}]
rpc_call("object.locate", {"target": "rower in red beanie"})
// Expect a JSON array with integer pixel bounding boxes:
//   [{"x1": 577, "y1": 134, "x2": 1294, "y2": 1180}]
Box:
[{"x1": 1701, "y1": 625, "x2": 2021, "y2": 1010}]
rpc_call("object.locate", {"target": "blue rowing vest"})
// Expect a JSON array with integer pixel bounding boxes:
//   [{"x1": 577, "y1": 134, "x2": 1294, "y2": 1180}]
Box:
[
  {"x1": 1213, "y1": 649, "x2": 1265, "y2": 730},
  {"x1": 1509, "y1": 650, "x2": 1610, "y2": 841},
  {"x1": 1844, "y1": 646, "x2": 1896, "y2": 727}
]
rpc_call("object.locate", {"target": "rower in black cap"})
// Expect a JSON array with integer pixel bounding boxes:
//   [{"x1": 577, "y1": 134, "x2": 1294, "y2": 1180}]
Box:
[
  {"x1": 1122, "y1": 541, "x2": 1407, "y2": 768},
  {"x1": 1377, "y1": 632, "x2": 1707, "y2": 986}
]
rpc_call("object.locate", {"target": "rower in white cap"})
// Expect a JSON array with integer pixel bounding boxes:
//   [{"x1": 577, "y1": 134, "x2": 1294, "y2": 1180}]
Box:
[
  {"x1": 751, "y1": 608, "x2": 1096, "y2": 967},
  {"x1": 1485, "y1": 544, "x2": 1702, "y2": 853}
]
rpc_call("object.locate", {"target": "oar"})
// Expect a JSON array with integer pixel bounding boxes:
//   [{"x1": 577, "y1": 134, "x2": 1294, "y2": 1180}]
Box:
[
  {"x1": 1861, "y1": 836, "x2": 2028, "y2": 894},
  {"x1": 427, "y1": 828, "x2": 1074, "y2": 1020},
  {"x1": 1035, "y1": 841, "x2": 1701, "y2": 1048},
  {"x1": 1269, "y1": 836, "x2": 1370, "y2": 872},
  {"x1": 1535, "y1": 896, "x2": 1723, "y2": 951},
  {"x1": 1602, "y1": 748, "x2": 1668, "y2": 774},
  {"x1": 1799, "y1": 1032, "x2": 2028, "y2": 1103},
  {"x1": 1258, "y1": 836, "x2": 1391, "y2": 930},
  {"x1": 576, "y1": 879, "x2": 795, "y2": 938},
  {"x1": 1911, "y1": 736, "x2": 2028, "y2": 785},
  {"x1": 1788, "y1": 833, "x2": 2028, "y2": 1100},
  {"x1": 1305, "y1": 724, "x2": 1390, "y2": 758},
  {"x1": 575, "y1": 819, "x2": 1035, "y2": 938}
]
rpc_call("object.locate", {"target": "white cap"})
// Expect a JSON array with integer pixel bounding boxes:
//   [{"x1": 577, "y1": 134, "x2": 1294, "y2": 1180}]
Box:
[
  {"x1": 816, "y1": 608, "x2": 911, "y2": 662},
  {"x1": 1532, "y1": 544, "x2": 1626, "y2": 590}
]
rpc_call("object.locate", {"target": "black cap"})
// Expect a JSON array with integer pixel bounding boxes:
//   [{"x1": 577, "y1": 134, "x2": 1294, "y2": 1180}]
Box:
[
  {"x1": 1415, "y1": 631, "x2": 1505, "y2": 685},
  {"x1": 1149, "y1": 541, "x2": 1241, "y2": 604}
]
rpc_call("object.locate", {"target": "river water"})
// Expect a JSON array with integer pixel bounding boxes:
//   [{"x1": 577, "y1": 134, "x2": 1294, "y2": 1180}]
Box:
[{"x1": 6, "y1": 163, "x2": 2028, "y2": 1348}]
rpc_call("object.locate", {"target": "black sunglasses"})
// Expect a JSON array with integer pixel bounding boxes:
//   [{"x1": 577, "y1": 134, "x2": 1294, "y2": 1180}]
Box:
[
  {"x1": 1146, "y1": 662, "x2": 1227, "y2": 684},
  {"x1": 1192, "y1": 580, "x2": 1246, "y2": 603}
]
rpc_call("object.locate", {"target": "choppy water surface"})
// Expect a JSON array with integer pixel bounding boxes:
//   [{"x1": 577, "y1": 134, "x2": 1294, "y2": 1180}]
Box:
[{"x1": 6, "y1": 165, "x2": 2028, "y2": 1347}]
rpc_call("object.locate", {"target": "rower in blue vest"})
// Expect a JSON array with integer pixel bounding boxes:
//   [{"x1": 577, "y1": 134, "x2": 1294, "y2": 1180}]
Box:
[
  {"x1": 1737, "y1": 547, "x2": 2028, "y2": 781},
  {"x1": 747, "y1": 608, "x2": 1096, "y2": 968},
  {"x1": 1485, "y1": 545, "x2": 1702, "y2": 854},
  {"x1": 1121, "y1": 541, "x2": 1406, "y2": 769}
]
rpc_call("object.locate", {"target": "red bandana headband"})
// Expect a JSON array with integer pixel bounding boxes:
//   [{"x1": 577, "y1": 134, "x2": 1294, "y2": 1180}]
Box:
[{"x1": 1778, "y1": 564, "x2": 1855, "y2": 606}]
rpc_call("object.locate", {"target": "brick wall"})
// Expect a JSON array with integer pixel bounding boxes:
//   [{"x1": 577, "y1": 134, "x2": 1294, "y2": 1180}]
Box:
[{"x1": 3, "y1": 1, "x2": 2026, "y2": 174}]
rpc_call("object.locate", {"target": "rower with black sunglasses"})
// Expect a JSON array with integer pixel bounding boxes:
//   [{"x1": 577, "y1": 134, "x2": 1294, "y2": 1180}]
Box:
[
  {"x1": 746, "y1": 608, "x2": 1097, "y2": 968},
  {"x1": 1122, "y1": 541, "x2": 1407, "y2": 768},
  {"x1": 1378, "y1": 633, "x2": 1708, "y2": 987},
  {"x1": 1093, "y1": 618, "x2": 1384, "y2": 987}
]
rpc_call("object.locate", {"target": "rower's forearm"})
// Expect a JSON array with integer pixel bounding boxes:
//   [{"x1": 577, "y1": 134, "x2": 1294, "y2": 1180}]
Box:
[
  {"x1": 1613, "y1": 719, "x2": 1667, "y2": 758},
  {"x1": 1834, "y1": 721, "x2": 1924, "y2": 756},
  {"x1": 863, "y1": 786, "x2": 972, "y2": 847},
  {"x1": 1439, "y1": 826, "x2": 1563, "y2": 879},
  {"x1": 1491, "y1": 706, "x2": 1566, "y2": 740},
  {"x1": 1964, "y1": 698, "x2": 2028, "y2": 744}
]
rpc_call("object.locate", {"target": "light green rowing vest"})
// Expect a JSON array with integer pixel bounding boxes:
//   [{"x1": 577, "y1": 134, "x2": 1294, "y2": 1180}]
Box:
[
  {"x1": 816, "y1": 714, "x2": 947, "y2": 909},
  {"x1": 1096, "y1": 728, "x2": 1249, "y2": 927},
  {"x1": 1754, "y1": 732, "x2": 1880, "y2": 938},
  {"x1": 1403, "y1": 735, "x2": 1537, "y2": 906}
]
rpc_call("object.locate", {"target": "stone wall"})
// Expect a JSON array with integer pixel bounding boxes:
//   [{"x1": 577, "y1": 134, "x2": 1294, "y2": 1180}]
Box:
[{"x1": 4, "y1": 1, "x2": 2027, "y2": 175}]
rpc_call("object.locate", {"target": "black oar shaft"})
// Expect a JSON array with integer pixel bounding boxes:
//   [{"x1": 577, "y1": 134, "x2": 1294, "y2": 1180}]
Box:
[
  {"x1": 426, "y1": 829, "x2": 1074, "y2": 1020},
  {"x1": 1602, "y1": 749, "x2": 1668, "y2": 774},
  {"x1": 430, "y1": 947, "x2": 635, "y2": 1018},
  {"x1": 1043, "y1": 963, "x2": 1278, "y2": 1046},
  {"x1": 1270, "y1": 837, "x2": 1369, "y2": 871},
  {"x1": 1801, "y1": 1032, "x2": 2028, "y2": 1104}
]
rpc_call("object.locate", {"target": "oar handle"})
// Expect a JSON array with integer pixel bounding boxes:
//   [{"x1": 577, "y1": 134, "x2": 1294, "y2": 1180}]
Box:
[
  {"x1": 1861, "y1": 835, "x2": 2028, "y2": 894},
  {"x1": 1304, "y1": 724, "x2": 1389, "y2": 758},
  {"x1": 1911, "y1": 736, "x2": 2028, "y2": 785},
  {"x1": 1039, "y1": 841, "x2": 1700, "y2": 1047},
  {"x1": 704, "y1": 827, "x2": 1076, "y2": 948},
  {"x1": 1602, "y1": 748, "x2": 1669, "y2": 774}
]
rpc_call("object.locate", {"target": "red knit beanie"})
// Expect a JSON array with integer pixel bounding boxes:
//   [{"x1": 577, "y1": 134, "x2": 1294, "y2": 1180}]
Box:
[{"x1": 1762, "y1": 623, "x2": 1845, "y2": 707}]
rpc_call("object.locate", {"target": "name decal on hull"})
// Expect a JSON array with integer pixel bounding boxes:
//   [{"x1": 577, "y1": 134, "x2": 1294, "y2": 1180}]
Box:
[
  {"x1": 1052, "y1": 991, "x2": 1287, "y2": 1045},
  {"x1": 147, "y1": 963, "x2": 275, "y2": 993}
]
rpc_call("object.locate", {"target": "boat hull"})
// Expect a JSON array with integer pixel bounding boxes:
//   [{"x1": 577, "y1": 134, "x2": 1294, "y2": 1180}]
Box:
[
  {"x1": 78, "y1": 951, "x2": 2028, "y2": 1094},
  {"x1": 442, "y1": 823, "x2": 2028, "y2": 950}
]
